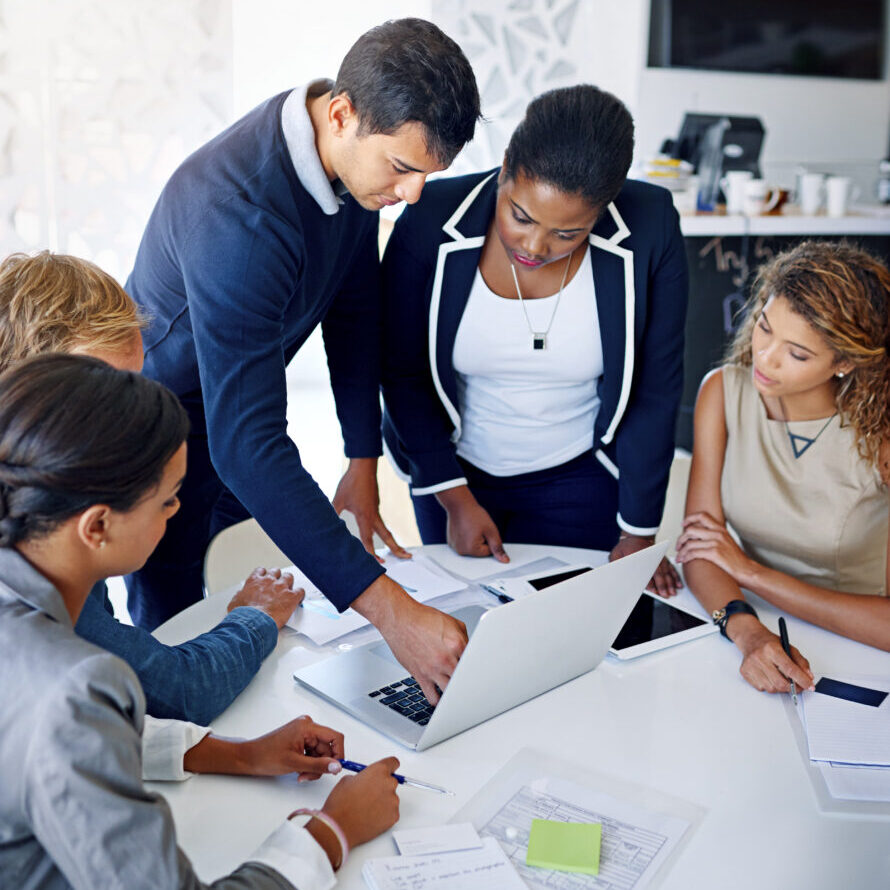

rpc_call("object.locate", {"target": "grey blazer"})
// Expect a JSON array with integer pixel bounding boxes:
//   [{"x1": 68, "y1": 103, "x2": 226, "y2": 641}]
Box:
[{"x1": 0, "y1": 548, "x2": 330, "y2": 890}]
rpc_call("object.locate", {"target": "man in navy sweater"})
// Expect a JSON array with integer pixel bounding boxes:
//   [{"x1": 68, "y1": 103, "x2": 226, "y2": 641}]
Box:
[{"x1": 126, "y1": 19, "x2": 481, "y2": 704}]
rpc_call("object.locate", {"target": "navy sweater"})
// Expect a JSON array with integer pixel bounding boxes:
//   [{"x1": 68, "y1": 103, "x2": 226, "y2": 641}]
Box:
[{"x1": 127, "y1": 92, "x2": 384, "y2": 609}]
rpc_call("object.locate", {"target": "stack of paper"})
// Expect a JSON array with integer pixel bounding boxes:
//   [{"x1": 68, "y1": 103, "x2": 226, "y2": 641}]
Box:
[
  {"x1": 284, "y1": 553, "x2": 467, "y2": 645},
  {"x1": 801, "y1": 674, "x2": 890, "y2": 802},
  {"x1": 362, "y1": 828, "x2": 525, "y2": 890}
]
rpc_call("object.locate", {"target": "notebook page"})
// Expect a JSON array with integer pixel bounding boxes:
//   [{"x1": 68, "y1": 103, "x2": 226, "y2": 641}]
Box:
[{"x1": 803, "y1": 676, "x2": 890, "y2": 765}]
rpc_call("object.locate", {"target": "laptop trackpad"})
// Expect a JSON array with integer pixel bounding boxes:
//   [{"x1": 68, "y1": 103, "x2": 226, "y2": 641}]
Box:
[{"x1": 367, "y1": 605, "x2": 488, "y2": 666}]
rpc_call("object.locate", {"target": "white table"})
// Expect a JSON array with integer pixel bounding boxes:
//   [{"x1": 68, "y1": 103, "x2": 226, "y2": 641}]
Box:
[{"x1": 151, "y1": 544, "x2": 890, "y2": 888}]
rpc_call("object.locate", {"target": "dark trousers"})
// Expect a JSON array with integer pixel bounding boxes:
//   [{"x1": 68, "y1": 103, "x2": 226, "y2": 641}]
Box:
[
  {"x1": 411, "y1": 450, "x2": 621, "y2": 552},
  {"x1": 125, "y1": 430, "x2": 249, "y2": 630}
]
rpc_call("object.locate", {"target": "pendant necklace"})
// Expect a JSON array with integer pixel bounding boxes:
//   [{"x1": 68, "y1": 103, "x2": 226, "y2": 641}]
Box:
[
  {"x1": 778, "y1": 396, "x2": 837, "y2": 459},
  {"x1": 510, "y1": 250, "x2": 573, "y2": 351}
]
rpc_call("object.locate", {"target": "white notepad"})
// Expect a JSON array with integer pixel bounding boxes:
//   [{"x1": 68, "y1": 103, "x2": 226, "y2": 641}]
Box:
[
  {"x1": 803, "y1": 676, "x2": 890, "y2": 766},
  {"x1": 362, "y1": 836, "x2": 525, "y2": 890}
]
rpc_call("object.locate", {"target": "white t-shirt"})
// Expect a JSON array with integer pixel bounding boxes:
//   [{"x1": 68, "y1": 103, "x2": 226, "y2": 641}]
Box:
[{"x1": 453, "y1": 249, "x2": 603, "y2": 476}]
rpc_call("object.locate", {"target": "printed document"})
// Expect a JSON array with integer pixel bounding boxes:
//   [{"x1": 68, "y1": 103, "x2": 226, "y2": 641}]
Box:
[{"x1": 285, "y1": 553, "x2": 467, "y2": 644}]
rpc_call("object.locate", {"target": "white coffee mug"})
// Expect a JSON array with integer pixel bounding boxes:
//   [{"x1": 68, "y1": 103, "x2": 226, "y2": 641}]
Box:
[
  {"x1": 742, "y1": 179, "x2": 781, "y2": 216},
  {"x1": 825, "y1": 175, "x2": 859, "y2": 217},
  {"x1": 720, "y1": 170, "x2": 752, "y2": 215},
  {"x1": 799, "y1": 173, "x2": 825, "y2": 215}
]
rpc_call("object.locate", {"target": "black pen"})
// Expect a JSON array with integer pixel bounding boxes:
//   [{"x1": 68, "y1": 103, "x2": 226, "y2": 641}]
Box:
[
  {"x1": 480, "y1": 583, "x2": 513, "y2": 604},
  {"x1": 778, "y1": 617, "x2": 798, "y2": 706}
]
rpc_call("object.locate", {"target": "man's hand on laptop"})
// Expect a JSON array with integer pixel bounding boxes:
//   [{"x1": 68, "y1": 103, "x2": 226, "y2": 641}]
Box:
[{"x1": 351, "y1": 574, "x2": 468, "y2": 705}]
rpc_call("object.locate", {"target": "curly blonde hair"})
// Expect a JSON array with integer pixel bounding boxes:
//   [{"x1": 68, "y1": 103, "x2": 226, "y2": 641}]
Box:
[
  {"x1": 726, "y1": 241, "x2": 890, "y2": 475},
  {"x1": 0, "y1": 251, "x2": 146, "y2": 374}
]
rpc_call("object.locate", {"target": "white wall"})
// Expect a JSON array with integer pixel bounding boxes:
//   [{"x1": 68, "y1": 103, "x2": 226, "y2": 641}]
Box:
[
  {"x1": 232, "y1": 0, "x2": 429, "y2": 116},
  {"x1": 232, "y1": 1, "x2": 890, "y2": 195}
]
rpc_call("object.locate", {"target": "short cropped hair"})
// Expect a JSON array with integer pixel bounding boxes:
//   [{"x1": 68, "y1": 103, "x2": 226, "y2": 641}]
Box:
[
  {"x1": 503, "y1": 85, "x2": 635, "y2": 211},
  {"x1": 0, "y1": 251, "x2": 145, "y2": 375},
  {"x1": 333, "y1": 18, "x2": 481, "y2": 167}
]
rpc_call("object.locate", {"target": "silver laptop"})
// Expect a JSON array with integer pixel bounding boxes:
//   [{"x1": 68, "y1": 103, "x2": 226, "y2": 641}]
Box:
[{"x1": 294, "y1": 541, "x2": 669, "y2": 751}]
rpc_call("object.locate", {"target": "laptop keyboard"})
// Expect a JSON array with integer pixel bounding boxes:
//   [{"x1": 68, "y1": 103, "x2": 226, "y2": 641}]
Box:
[{"x1": 368, "y1": 677, "x2": 435, "y2": 725}]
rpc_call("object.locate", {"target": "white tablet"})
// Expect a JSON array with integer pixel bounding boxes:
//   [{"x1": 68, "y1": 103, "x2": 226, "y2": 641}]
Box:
[
  {"x1": 609, "y1": 590, "x2": 718, "y2": 659},
  {"x1": 482, "y1": 565, "x2": 717, "y2": 659}
]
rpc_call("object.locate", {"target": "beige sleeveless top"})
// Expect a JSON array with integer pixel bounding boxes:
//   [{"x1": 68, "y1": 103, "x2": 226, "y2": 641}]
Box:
[{"x1": 721, "y1": 364, "x2": 888, "y2": 596}]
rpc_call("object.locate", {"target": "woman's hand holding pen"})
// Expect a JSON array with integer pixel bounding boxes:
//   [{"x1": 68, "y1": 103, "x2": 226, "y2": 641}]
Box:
[
  {"x1": 318, "y1": 757, "x2": 401, "y2": 850},
  {"x1": 727, "y1": 614, "x2": 815, "y2": 694}
]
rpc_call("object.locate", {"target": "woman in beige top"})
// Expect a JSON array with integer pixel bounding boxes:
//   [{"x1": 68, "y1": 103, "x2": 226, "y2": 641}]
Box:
[{"x1": 677, "y1": 241, "x2": 890, "y2": 694}]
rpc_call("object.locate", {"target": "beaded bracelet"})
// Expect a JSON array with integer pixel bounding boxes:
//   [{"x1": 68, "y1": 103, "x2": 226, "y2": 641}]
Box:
[{"x1": 288, "y1": 807, "x2": 349, "y2": 870}]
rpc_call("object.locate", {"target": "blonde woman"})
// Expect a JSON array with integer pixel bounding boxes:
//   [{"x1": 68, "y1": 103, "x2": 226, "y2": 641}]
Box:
[
  {"x1": 0, "y1": 355, "x2": 400, "y2": 889},
  {"x1": 0, "y1": 251, "x2": 309, "y2": 777},
  {"x1": 678, "y1": 241, "x2": 890, "y2": 693}
]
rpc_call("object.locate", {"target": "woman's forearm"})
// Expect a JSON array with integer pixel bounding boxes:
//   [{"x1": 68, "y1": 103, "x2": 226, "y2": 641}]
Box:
[
  {"x1": 741, "y1": 563, "x2": 890, "y2": 651},
  {"x1": 183, "y1": 735, "x2": 253, "y2": 775},
  {"x1": 683, "y1": 558, "x2": 745, "y2": 615}
]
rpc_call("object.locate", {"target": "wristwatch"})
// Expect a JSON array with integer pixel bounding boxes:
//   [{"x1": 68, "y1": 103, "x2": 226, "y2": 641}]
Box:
[{"x1": 712, "y1": 600, "x2": 758, "y2": 639}]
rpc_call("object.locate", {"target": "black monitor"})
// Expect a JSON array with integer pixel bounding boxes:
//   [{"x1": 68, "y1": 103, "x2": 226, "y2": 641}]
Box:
[{"x1": 672, "y1": 113, "x2": 765, "y2": 178}]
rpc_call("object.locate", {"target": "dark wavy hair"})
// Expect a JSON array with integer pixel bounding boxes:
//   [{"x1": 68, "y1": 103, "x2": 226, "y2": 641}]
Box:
[
  {"x1": 333, "y1": 18, "x2": 481, "y2": 166},
  {"x1": 0, "y1": 354, "x2": 190, "y2": 547},
  {"x1": 503, "y1": 85, "x2": 634, "y2": 211},
  {"x1": 726, "y1": 241, "x2": 890, "y2": 475}
]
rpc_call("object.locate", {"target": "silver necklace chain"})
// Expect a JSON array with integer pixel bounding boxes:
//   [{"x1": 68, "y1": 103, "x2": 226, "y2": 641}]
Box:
[{"x1": 510, "y1": 250, "x2": 573, "y2": 350}]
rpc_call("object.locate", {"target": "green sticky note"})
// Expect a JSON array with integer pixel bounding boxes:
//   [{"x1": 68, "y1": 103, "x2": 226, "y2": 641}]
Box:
[{"x1": 525, "y1": 818, "x2": 601, "y2": 875}]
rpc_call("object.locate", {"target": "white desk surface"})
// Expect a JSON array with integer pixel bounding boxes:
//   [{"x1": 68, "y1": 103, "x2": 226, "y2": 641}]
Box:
[{"x1": 151, "y1": 544, "x2": 890, "y2": 889}]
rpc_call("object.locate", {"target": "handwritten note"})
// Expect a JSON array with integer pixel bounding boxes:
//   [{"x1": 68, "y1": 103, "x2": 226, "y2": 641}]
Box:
[{"x1": 362, "y1": 837, "x2": 525, "y2": 890}]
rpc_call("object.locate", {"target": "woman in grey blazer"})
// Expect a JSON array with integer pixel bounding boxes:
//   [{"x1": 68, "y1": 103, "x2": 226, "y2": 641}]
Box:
[{"x1": 0, "y1": 355, "x2": 399, "y2": 890}]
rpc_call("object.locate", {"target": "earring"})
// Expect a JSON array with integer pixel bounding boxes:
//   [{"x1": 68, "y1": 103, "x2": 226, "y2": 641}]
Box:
[
  {"x1": 836, "y1": 371, "x2": 846, "y2": 379},
  {"x1": 99, "y1": 541, "x2": 106, "y2": 549}
]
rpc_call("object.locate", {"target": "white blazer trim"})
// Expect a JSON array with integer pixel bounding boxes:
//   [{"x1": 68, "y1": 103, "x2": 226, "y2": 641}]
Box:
[
  {"x1": 595, "y1": 448, "x2": 619, "y2": 479},
  {"x1": 428, "y1": 237, "x2": 485, "y2": 440},
  {"x1": 588, "y1": 200, "x2": 635, "y2": 446},
  {"x1": 442, "y1": 171, "x2": 498, "y2": 240},
  {"x1": 616, "y1": 515, "x2": 660, "y2": 536},
  {"x1": 381, "y1": 437, "x2": 411, "y2": 482},
  {"x1": 428, "y1": 171, "x2": 497, "y2": 442},
  {"x1": 411, "y1": 477, "x2": 469, "y2": 497}
]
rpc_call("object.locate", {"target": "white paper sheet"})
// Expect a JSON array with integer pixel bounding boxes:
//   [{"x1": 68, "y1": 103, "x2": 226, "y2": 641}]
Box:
[
  {"x1": 362, "y1": 836, "x2": 524, "y2": 890},
  {"x1": 392, "y1": 822, "x2": 483, "y2": 856},
  {"x1": 285, "y1": 554, "x2": 467, "y2": 645},
  {"x1": 802, "y1": 675, "x2": 890, "y2": 765},
  {"x1": 453, "y1": 750, "x2": 699, "y2": 890},
  {"x1": 479, "y1": 777, "x2": 689, "y2": 890},
  {"x1": 817, "y1": 760, "x2": 890, "y2": 801}
]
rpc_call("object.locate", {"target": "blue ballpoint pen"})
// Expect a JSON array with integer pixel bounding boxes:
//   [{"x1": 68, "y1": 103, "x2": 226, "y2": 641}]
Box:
[{"x1": 337, "y1": 759, "x2": 454, "y2": 795}]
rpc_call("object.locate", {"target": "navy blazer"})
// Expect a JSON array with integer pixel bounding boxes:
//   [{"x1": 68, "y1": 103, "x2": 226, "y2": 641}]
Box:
[{"x1": 381, "y1": 169, "x2": 688, "y2": 535}]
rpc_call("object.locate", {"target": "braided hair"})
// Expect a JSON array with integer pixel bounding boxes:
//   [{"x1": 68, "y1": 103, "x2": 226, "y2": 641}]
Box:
[{"x1": 0, "y1": 354, "x2": 189, "y2": 547}]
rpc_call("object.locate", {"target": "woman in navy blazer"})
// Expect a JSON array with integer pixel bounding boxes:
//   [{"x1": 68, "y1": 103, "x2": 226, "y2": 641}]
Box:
[{"x1": 382, "y1": 86, "x2": 688, "y2": 595}]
